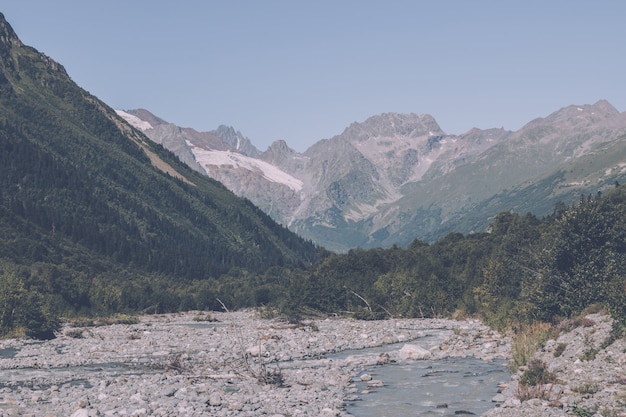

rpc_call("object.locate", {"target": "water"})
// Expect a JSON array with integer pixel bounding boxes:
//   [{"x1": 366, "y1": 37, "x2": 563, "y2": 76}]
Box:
[
  {"x1": 0, "y1": 347, "x2": 18, "y2": 359},
  {"x1": 324, "y1": 328, "x2": 508, "y2": 416},
  {"x1": 0, "y1": 362, "x2": 153, "y2": 390},
  {"x1": 346, "y1": 356, "x2": 508, "y2": 416}
]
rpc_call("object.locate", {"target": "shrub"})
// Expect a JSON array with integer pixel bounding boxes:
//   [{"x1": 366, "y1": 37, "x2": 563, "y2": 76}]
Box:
[
  {"x1": 519, "y1": 359, "x2": 557, "y2": 386},
  {"x1": 510, "y1": 322, "x2": 552, "y2": 370},
  {"x1": 65, "y1": 329, "x2": 84, "y2": 339},
  {"x1": 553, "y1": 343, "x2": 567, "y2": 357},
  {"x1": 572, "y1": 382, "x2": 600, "y2": 395},
  {"x1": 192, "y1": 314, "x2": 217, "y2": 322},
  {"x1": 571, "y1": 404, "x2": 595, "y2": 417}
]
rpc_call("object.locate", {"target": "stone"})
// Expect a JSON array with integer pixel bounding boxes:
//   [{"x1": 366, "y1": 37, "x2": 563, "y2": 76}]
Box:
[
  {"x1": 246, "y1": 345, "x2": 265, "y2": 356},
  {"x1": 208, "y1": 394, "x2": 222, "y2": 407},
  {"x1": 320, "y1": 408, "x2": 339, "y2": 417},
  {"x1": 548, "y1": 400, "x2": 563, "y2": 408},
  {"x1": 491, "y1": 393, "x2": 506, "y2": 403},
  {"x1": 228, "y1": 402, "x2": 244, "y2": 411},
  {"x1": 397, "y1": 344, "x2": 431, "y2": 360},
  {"x1": 377, "y1": 352, "x2": 390, "y2": 365},
  {"x1": 366, "y1": 379, "x2": 384, "y2": 387}
]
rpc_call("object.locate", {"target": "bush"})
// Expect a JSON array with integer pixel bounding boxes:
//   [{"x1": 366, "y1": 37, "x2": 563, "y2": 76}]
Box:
[
  {"x1": 553, "y1": 343, "x2": 567, "y2": 357},
  {"x1": 21, "y1": 295, "x2": 61, "y2": 340},
  {"x1": 519, "y1": 359, "x2": 557, "y2": 386},
  {"x1": 65, "y1": 329, "x2": 84, "y2": 339},
  {"x1": 510, "y1": 322, "x2": 552, "y2": 370}
]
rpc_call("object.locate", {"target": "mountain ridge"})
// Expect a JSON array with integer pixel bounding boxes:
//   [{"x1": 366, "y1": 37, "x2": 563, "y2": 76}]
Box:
[
  {"x1": 126, "y1": 99, "x2": 626, "y2": 251},
  {"x1": 0, "y1": 12, "x2": 317, "y2": 284}
]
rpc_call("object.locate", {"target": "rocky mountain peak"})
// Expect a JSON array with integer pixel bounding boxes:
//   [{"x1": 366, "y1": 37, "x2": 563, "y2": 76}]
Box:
[
  {"x1": 261, "y1": 140, "x2": 298, "y2": 165},
  {"x1": 126, "y1": 109, "x2": 168, "y2": 128},
  {"x1": 340, "y1": 113, "x2": 445, "y2": 143},
  {"x1": 0, "y1": 13, "x2": 66, "y2": 85},
  {"x1": 589, "y1": 99, "x2": 619, "y2": 115},
  {"x1": 527, "y1": 100, "x2": 622, "y2": 130},
  {"x1": 0, "y1": 13, "x2": 21, "y2": 48},
  {"x1": 213, "y1": 125, "x2": 260, "y2": 157}
]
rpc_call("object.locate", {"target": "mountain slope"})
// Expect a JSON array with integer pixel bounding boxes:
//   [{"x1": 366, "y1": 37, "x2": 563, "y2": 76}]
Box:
[
  {"x1": 133, "y1": 100, "x2": 626, "y2": 251},
  {"x1": 0, "y1": 13, "x2": 317, "y2": 283},
  {"x1": 129, "y1": 109, "x2": 513, "y2": 250},
  {"x1": 376, "y1": 101, "x2": 626, "y2": 245}
]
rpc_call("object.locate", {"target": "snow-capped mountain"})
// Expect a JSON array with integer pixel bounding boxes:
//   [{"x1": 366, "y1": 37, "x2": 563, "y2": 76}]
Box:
[{"x1": 121, "y1": 100, "x2": 626, "y2": 251}]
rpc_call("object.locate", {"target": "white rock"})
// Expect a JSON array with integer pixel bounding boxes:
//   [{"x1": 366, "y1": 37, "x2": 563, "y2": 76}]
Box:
[
  {"x1": 320, "y1": 408, "x2": 339, "y2": 417},
  {"x1": 397, "y1": 344, "x2": 431, "y2": 360},
  {"x1": 491, "y1": 393, "x2": 506, "y2": 402},
  {"x1": 246, "y1": 345, "x2": 265, "y2": 356}
]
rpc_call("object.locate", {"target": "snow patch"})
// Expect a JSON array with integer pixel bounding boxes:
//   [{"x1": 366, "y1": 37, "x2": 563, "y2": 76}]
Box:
[
  {"x1": 115, "y1": 110, "x2": 153, "y2": 131},
  {"x1": 188, "y1": 142, "x2": 303, "y2": 191}
]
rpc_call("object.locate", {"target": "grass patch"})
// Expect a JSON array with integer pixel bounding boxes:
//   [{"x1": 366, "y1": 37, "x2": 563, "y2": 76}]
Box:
[
  {"x1": 572, "y1": 382, "x2": 600, "y2": 395},
  {"x1": 519, "y1": 359, "x2": 557, "y2": 386},
  {"x1": 192, "y1": 314, "x2": 218, "y2": 322},
  {"x1": 509, "y1": 322, "x2": 552, "y2": 371}
]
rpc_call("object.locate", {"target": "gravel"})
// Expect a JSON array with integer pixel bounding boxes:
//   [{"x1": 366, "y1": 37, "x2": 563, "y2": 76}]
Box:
[{"x1": 0, "y1": 310, "x2": 623, "y2": 416}]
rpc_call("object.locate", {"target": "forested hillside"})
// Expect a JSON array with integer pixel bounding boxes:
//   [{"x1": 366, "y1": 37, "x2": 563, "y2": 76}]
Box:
[
  {"x1": 285, "y1": 184, "x2": 626, "y2": 331},
  {"x1": 0, "y1": 13, "x2": 317, "y2": 338}
]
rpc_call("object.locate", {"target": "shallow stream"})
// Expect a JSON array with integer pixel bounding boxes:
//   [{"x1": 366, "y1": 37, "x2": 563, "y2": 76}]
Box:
[
  {"x1": 346, "y1": 356, "x2": 508, "y2": 416},
  {"x1": 332, "y1": 329, "x2": 509, "y2": 416}
]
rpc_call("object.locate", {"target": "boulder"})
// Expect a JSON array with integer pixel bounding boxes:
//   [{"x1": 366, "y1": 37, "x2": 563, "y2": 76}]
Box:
[{"x1": 397, "y1": 344, "x2": 431, "y2": 360}]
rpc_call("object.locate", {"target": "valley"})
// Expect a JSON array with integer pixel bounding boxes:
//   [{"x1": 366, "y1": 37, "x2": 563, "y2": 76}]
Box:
[{"x1": 1, "y1": 11, "x2": 626, "y2": 416}]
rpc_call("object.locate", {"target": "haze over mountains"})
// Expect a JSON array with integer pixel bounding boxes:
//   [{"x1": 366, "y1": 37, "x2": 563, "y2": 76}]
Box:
[{"x1": 119, "y1": 101, "x2": 626, "y2": 251}]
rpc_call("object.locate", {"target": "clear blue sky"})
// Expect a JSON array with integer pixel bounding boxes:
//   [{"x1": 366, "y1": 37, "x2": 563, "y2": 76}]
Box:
[{"x1": 3, "y1": 1, "x2": 626, "y2": 152}]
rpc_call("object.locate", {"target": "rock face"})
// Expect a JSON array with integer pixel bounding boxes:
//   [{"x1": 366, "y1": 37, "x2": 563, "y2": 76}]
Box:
[{"x1": 125, "y1": 101, "x2": 626, "y2": 251}]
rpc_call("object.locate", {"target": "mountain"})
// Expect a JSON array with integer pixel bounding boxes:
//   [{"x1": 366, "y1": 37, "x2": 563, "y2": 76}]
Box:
[
  {"x1": 128, "y1": 100, "x2": 626, "y2": 251},
  {"x1": 368, "y1": 101, "x2": 626, "y2": 244},
  {"x1": 0, "y1": 13, "x2": 317, "y2": 284},
  {"x1": 125, "y1": 109, "x2": 511, "y2": 250}
]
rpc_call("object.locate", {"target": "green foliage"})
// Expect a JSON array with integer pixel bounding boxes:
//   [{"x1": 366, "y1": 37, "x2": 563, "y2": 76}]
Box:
[
  {"x1": 521, "y1": 189, "x2": 626, "y2": 324},
  {"x1": 266, "y1": 186, "x2": 626, "y2": 331},
  {"x1": 0, "y1": 27, "x2": 319, "y2": 335},
  {"x1": 571, "y1": 404, "x2": 595, "y2": 417},
  {"x1": 0, "y1": 260, "x2": 60, "y2": 339},
  {"x1": 519, "y1": 359, "x2": 557, "y2": 387}
]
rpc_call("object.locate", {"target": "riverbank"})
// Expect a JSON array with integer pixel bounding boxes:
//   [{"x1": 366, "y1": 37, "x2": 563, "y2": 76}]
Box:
[
  {"x1": 484, "y1": 312, "x2": 626, "y2": 417},
  {"x1": 0, "y1": 310, "x2": 623, "y2": 416},
  {"x1": 0, "y1": 311, "x2": 507, "y2": 416}
]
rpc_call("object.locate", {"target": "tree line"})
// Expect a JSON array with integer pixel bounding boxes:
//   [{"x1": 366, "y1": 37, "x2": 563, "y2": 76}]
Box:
[{"x1": 2, "y1": 184, "x2": 624, "y2": 339}]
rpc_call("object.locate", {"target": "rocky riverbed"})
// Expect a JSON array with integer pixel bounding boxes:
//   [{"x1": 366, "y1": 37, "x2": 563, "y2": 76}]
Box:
[{"x1": 0, "y1": 310, "x2": 623, "y2": 416}]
